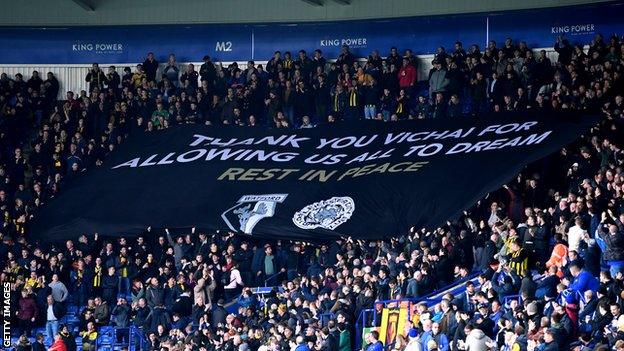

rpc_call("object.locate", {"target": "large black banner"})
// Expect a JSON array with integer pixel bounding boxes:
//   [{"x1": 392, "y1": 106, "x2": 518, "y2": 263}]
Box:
[{"x1": 31, "y1": 113, "x2": 597, "y2": 242}]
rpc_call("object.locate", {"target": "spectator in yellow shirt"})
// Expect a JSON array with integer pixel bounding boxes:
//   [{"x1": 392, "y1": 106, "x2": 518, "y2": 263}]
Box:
[
  {"x1": 80, "y1": 322, "x2": 98, "y2": 351},
  {"x1": 132, "y1": 64, "x2": 146, "y2": 88}
]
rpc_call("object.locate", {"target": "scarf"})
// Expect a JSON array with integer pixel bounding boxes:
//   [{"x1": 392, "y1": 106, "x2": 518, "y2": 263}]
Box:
[{"x1": 93, "y1": 266, "x2": 102, "y2": 287}]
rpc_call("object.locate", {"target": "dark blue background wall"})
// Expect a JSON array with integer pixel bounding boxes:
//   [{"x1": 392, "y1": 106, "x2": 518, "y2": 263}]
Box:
[{"x1": 0, "y1": 1, "x2": 620, "y2": 64}]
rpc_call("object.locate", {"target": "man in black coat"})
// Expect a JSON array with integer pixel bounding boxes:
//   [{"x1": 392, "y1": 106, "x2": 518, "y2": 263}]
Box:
[
  {"x1": 446, "y1": 94, "x2": 463, "y2": 118},
  {"x1": 32, "y1": 333, "x2": 46, "y2": 351},
  {"x1": 142, "y1": 52, "x2": 159, "y2": 82},
  {"x1": 35, "y1": 278, "x2": 52, "y2": 324},
  {"x1": 146, "y1": 304, "x2": 171, "y2": 334},
  {"x1": 598, "y1": 217, "x2": 624, "y2": 276},
  {"x1": 319, "y1": 327, "x2": 337, "y2": 351},
  {"x1": 211, "y1": 299, "x2": 228, "y2": 328},
  {"x1": 132, "y1": 298, "x2": 151, "y2": 331},
  {"x1": 488, "y1": 72, "x2": 504, "y2": 107},
  {"x1": 172, "y1": 290, "x2": 193, "y2": 318},
  {"x1": 60, "y1": 324, "x2": 77, "y2": 351},
  {"x1": 478, "y1": 233, "x2": 499, "y2": 271},
  {"x1": 111, "y1": 297, "x2": 131, "y2": 328},
  {"x1": 85, "y1": 63, "x2": 108, "y2": 92},
  {"x1": 234, "y1": 241, "x2": 253, "y2": 286},
  {"x1": 102, "y1": 266, "x2": 119, "y2": 307},
  {"x1": 200, "y1": 55, "x2": 216, "y2": 87},
  {"x1": 554, "y1": 37, "x2": 573, "y2": 65},
  {"x1": 145, "y1": 277, "x2": 164, "y2": 308}
]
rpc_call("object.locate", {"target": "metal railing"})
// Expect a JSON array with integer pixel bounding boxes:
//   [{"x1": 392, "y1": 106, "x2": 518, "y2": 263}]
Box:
[
  {"x1": 355, "y1": 272, "x2": 482, "y2": 350},
  {"x1": 129, "y1": 325, "x2": 149, "y2": 351},
  {"x1": 264, "y1": 271, "x2": 283, "y2": 287},
  {"x1": 355, "y1": 308, "x2": 374, "y2": 350}
]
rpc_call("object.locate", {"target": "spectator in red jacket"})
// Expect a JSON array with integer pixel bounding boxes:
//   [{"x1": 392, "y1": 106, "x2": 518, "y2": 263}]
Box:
[
  {"x1": 48, "y1": 333, "x2": 67, "y2": 351},
  {"x1": 398, "y1": 58, "x2": 417, "y2": 91},
  {"x1": 17, "y1": 289, "x2": 39, "y2": 337}
]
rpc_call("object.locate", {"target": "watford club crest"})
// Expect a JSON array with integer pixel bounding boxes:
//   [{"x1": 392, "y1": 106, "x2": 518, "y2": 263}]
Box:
[{"x1": 221, "y1": 194, "x2": 288, "y2": 234}]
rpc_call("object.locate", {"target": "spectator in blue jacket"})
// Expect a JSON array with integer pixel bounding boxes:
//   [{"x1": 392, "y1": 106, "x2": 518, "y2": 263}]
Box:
[
  {"x1": 568, "y1": 263, "x2": 599, "y2": 294},
  {"x1": 236, "y1": 288, "x2": 257, "y2": 308},
  {"x1": 431, "y1": 322, "x2": 450, "y2": 351},
  {"x1": 364, "y1": 331, "x2": 383, "y2": 351},
  {"x1": 536, "y1": 266, "x2": 561, "y2": 299},
  {"x1": 491, "y1": 266, "x2": 519, "y2": 298},
  {"x1": 420, "y1": 319, "x2": 434, "y2": 351}
]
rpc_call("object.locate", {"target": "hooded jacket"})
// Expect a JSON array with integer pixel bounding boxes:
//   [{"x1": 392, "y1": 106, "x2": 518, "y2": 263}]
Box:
[{"x1": 465, "y1": 329, "x2": 493, "y2": 351}]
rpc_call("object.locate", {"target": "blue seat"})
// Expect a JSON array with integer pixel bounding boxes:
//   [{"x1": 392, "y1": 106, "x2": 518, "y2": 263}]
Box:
[
  {"x1": 99, "y1": 326, "x2": 115, "y2": 336},
  {"x1": 95, "y1": 325, "x2": 126, "y2": 351}
]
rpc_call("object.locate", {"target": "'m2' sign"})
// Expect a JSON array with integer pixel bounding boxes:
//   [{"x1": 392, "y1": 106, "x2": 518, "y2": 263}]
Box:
[{"x1": 215, "y1": 41, "x2": 233, "y2": 52}]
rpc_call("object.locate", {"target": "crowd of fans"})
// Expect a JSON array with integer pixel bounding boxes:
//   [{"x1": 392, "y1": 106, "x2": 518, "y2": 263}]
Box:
[{"x1": 1, "y1": 29, "x2": 624, "y2": 351}]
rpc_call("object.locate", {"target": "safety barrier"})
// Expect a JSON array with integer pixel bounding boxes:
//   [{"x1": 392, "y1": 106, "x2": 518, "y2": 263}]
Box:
[
  {"x1": 354, "y1": 272, "x2": 481, "y2": 350},
  {"x1": 264, "y1": 271, "x2": 284, "y2": 287}
]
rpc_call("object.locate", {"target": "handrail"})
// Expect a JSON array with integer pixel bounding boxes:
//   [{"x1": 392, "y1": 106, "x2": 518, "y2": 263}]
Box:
[
  {"x1": 94, "y1": 326, "x2": 115, "y2": 350},
  {"x1": 264, "y1": 271, "x2": 283, "y2": 286},
  {"x1": 129, "y1": 325, "x2": 149, "y2": 351},
  {"x1": 359, "y1": 271, "x2": 483, "y2": 350},
  {"x1": 418, "y1": 272, "x2": 481, "y2": 301},
  {"x1": 355, "y1": 308, "x2": 374, "y2": 351}
]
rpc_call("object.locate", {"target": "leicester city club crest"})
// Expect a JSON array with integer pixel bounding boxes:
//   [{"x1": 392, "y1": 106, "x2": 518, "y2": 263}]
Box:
[
  {"x1": 221, "y1": 194, "x2": 288, "y2": 234},
  {"x1": 292, "y1": 196, "x2": 355, "y2": 230}
]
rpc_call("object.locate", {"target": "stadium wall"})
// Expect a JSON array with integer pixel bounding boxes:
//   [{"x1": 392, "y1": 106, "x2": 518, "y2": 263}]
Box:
[
  {"x1": 0, "y1": 0, "x2": 611, "y2": 26},
  {"x1": 0, "y1": 2, "x2": 620, "y2": 98}
]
